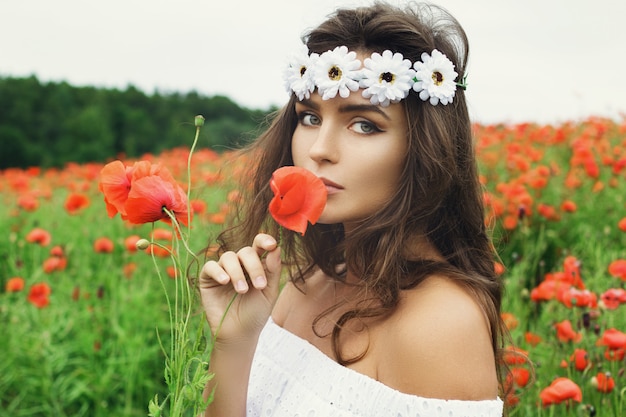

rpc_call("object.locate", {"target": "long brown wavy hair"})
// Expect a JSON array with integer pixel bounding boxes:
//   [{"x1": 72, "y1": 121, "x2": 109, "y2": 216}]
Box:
[{"x1": 213, "y1": 0, "x2": 508, "y2": 393}]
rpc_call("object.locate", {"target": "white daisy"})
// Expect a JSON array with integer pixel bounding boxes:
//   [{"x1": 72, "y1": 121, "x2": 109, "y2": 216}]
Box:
[
  {"x1": 283, "y1": 44, "x2": 319, "y2": 100},
  {"x1": 313, "y1": 46, "x2": 362, "y2": 100},
  {"x1": 360, "y1": 50, "x2": 416, "y2": 107},
  {"x1": 412, "y1": 49, "x2": 458, "y2": 105}
]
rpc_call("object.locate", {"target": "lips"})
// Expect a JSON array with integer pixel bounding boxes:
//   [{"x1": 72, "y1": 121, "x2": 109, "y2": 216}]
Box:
[{"x1": 319, "y1": 177, "x2": 344, "y2": 193}]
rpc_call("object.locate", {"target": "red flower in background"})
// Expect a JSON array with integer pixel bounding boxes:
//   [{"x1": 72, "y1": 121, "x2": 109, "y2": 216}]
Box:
[
  {"x1": 93, "y1": 237, "x2": 115, "y2": 253},
  {"x1": 509, "y1": 367, "x2": 531, "y2": 388},
  {"x1": 27, "y1": 282, "x2": 52, "y2": 308},
  {"x1": 524, "y1": 331, "x2": 542, "y2": 346},
  {"x1": 555, "y1": 320, "x2": 583, "y2": 343},
  {"x1": 569, "y1": 348, "x2": 589, "y2": 371},
  {"x1": 596, "y1": 328, "x2": 626, "y2": 350},
  {"x1": 600, "y1": 288, "x2": 626, "y2": 309},
  {"x1": 6, "y1": 277, "x2": 25, "y2": 292},
  {"x1": 49, "y1": 245, "x2": 64, "y2": 257},
  {"x1": 593, "y1": 372, "x2": 615, "y2": 393},
  {"x1": 43, "y1": 256, "x2": 67, "y2": 273},
  {"x1": 64, "y1": 192, "x2": 90, "y2": 214},
  {"x1": 124, "y1": 235, "x2": 141, "y2": 253},
  {"x1": 608, "y1": 259, "x2": 626, "y2": 281},
  {"x1": 539, "y1": 377, "x2": 582, "y2": 406},
  {"x1": 17, "y1": 193, "x2": 39, "y2": 211},
  {"x1": 269, "y1": 166, "x2": 327, "y2": 235},
  {"x1": 25, "y1": 228, "x2": 52, "y2": 246},
  {"x1": 503, "y1": 346, "x2": 529, "y2": 365},
  {"x1": 557, "y1": 288, "x2": 597, "y2": 308}
]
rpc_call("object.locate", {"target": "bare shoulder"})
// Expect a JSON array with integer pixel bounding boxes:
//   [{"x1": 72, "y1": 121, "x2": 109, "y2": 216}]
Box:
[{"x1": 376, "y1": 275, "x2": 498, "y2": 400}]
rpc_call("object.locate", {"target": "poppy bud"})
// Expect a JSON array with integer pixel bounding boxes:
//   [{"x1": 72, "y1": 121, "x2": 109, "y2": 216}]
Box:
[
  {"x1": 194, "y1": 115, "x2": 205, "y2": 127},
  {"x1": 136, "y1": 238, "x2": 151, "y2": 250},
  {"x1": 582, "y1": 312, "x2": 591, "y2": 329}
]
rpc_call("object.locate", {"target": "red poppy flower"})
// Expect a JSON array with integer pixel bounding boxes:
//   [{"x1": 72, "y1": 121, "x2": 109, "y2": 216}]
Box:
[
  {"x1": 17, "y1": 194, "x2": 39, "y2": 211},
  {"x1": 268, "y1": 166, "x2": 327, "y2": 235},
  {"x1": 190, "y1": 199, "x2": 207, "y2": 214},
  {"x1": 27, "y1": 282, "x2": 52, "y2": 308},
  {"x1": 560, "y1": 200, "x2": 577, "y2": 213},
  {"x1": 6, "y1": 277, "x2": 25, "y2": 292},
  {"x1": 608, "y1": 259, "x2": 626, "y2": 281},
  {"x1": 596, "y1": 328, "x2": 626, "y2": 350},
  {"x1": 503, "y1": 346, "x2": 528, "y2": 365},
  {"x1": 166, "y1": 265, "x2": 177, "y2": 279},
  {"x1": 124, "y1": 175, "x2": 190, "y2": 226},
  {"x1": 509, "y1": 367, "x2": 531, "y2": 388},
  {"x1": 124, "y1": 235, "x2": 141, "y2": 252},
  {"x1": 25, "y1": 227, "x2": 52, "y2": 246},
  {"x1": 123, "y1": 262, "x2": 137, "y2": 278},
  {"x1": 593, "y1": 372, "x2": 615, "y2": 393},
  {"x1": 600, "y1": 288, "x2": 626, "y2": 309},
  {"x1": 152, "y1": 228, "x2": 173, "y2": 241},
  {"x1": 604, "y1": 348, "x2": 625, "y2": 361},
  {"x1": 554, "y1": 320, "x2": 582, "y2": 343},
  {"x1": 64, "y1": 192, "x2": 90, "y2": 214},
  {"x1": 99, "y1": 160, "x2": 134, "y2": 217},
  {"x1": 540, "y1": 377, "x2": 582, "y2": 406},
  {"x1": 49, "y1": 245, "x2": 64, "y2": 258},
  {"x1": 43, "y1": 256, "x2": 68, "y2": 273},
  {"x1": 145, "y1": 244, "x2": 172, "y2": 258},
  {"x1": 530, "y1": 280, "x2": 570, "y2": 302},
  {"x1": 557, "y1": 288, "x2": 597, "y2": 308},
  {"x1": 524, "y1": 332, "x2": 542, "y2": 346},
  {"x1": 569, "y1": 348, "x2": 589, "y2": 372},
  {"x1": 501, "y1": 312, "x2": 518, "y2": 330},
  {"x1": 93, "y1": 237, "x2": 115, "y2": 253},
  {"x1": 494, "y1": 262, "x2": 505, "y2": 275},
  {"x1": 562, "y1": 256, "x2": 585, "y2": 289}
]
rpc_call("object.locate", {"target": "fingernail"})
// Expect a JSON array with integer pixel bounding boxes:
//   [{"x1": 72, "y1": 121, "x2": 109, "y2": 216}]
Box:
[
  {"x1": 265, "y1": 238, "x2": 276, "y2": 246},
  {"x1": 254, "y1": 276, "x2": 266, "y2": 288},
  {"x1": 235, "y1": 280, "x2": 247, "y2": 292}
]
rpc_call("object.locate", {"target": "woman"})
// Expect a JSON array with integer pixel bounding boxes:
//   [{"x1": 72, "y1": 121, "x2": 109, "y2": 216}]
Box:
[{"x1": 199, "y1": 2, "x2": 507, "y2": 416}]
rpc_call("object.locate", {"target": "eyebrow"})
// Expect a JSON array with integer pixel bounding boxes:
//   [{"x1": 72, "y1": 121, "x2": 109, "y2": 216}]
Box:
[{"x1": 298, "y1": 98, "x2": 392, "y2": 121}]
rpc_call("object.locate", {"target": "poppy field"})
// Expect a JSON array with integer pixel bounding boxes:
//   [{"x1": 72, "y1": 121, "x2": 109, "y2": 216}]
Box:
[{"x1": 2, "y1": 116, "x2": 626, "y2": 416}]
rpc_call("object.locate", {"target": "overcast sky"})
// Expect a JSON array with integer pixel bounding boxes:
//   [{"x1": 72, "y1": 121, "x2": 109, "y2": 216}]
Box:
[{"x1": 1, "y1": 0, "x2": 625, "y2": 124}]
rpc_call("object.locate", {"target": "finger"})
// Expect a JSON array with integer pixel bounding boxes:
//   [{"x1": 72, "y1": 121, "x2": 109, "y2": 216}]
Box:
[
  {"x1": 219, "y1": 251, "x2": 249, "y2": 293},
  {"x1": 199, "y1": 260, "x2": 230, "y2": 287},
  {"x1": 237, "y1": 246, "x2": 269, "y2": 290},
  {"x1": 264, "y1": 246, "x2": 282, "y2": 295},
  {"x1": 252, "y1": 233, "x2": 277, "y2": 257}
]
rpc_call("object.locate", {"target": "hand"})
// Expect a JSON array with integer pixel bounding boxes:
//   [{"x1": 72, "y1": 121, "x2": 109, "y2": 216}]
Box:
[{"x1": 199, "y1": 233, "x2": 281, "y2": 345}]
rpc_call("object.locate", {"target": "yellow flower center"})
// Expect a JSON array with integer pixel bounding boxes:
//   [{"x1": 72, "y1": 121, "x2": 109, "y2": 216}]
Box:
[
  {"x1": 379, "y1": 72, "x2": 395, "y2": 84},
  {"x1": 328, "y1": 65, "x2": 342, "y2": 81},
  {"x1": 432, "y1": 71, "x2": 444, "y2": 85}
]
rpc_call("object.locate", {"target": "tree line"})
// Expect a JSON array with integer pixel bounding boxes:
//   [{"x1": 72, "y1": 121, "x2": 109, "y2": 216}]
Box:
[{"x1": 0, "y1": 76, "x2": 275, "y2": 169}]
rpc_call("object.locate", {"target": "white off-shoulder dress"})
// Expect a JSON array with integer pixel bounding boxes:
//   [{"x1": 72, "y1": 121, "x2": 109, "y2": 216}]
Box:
[{"x1": 247, "y1": 317, "x2": 503, "y2": 417}]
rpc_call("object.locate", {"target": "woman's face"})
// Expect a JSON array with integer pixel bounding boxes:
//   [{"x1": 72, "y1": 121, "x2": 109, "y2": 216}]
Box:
[{"x1": 291, "y1": 91, "x2": 409, "y2": 230}]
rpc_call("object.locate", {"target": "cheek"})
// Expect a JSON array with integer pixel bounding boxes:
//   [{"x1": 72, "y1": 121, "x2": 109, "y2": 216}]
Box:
[{"x1": 290, "y1": 133, "x2": 306, "y2": 166}]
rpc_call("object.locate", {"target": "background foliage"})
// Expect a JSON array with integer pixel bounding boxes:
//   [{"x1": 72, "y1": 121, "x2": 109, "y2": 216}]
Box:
[{"x1": 0, "y1": 76, "x2": 273, "y2": 169}]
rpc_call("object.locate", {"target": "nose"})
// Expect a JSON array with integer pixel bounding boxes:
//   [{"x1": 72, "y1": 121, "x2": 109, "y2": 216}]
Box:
[{"x1": 308, "y1": 123, "x2": 338, "y2": 164}]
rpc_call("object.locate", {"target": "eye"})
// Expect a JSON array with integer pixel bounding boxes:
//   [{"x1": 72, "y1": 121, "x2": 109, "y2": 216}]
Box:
[
  {"x1": 351, "y1": 120, "x2": 381, "y2": 134},
  {"x1": 298, "y1": 112, "x2": 321, "y2": 127}
]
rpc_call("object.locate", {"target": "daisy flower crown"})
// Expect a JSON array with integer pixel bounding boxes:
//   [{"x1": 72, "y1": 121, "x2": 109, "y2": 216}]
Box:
[{"x1": 283, "y1": 44, "x2": 467, "y2": 107}]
